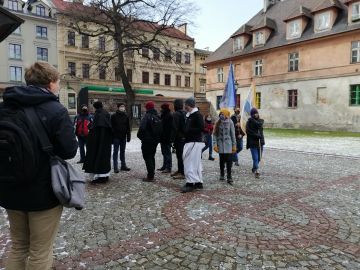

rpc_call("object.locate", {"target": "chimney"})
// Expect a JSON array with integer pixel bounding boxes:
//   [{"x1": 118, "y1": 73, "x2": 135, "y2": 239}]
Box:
[
  {"x1": 263, "y1": 0, "x2": 278, "y2": 13},
  {"x1": 177, "y1": 23, "x2": 187, "y2": 35}
]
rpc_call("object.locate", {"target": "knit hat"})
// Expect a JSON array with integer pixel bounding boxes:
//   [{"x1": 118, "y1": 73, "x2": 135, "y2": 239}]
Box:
[
  {"x1": 220, "y1": 108, "x2": 231, "y2": 118},
  {"x1": 145, "y1": 101, "x2": 155, "y2": 111},
  {"x1": 161, "y1": 103, "x2": 170, "y2": 110},
  {"x1": 93, "y1": 101, "x2": 103, "y2": 109},
  {"x1": 173, "y1": 99, "x2": 184, "y2": 110},
  {"x1": 250, "y1": 108, "x2": 258, "y2": 117},
  {"x1": 184, "y1": 97, "x2": 196, "y2": 108}
]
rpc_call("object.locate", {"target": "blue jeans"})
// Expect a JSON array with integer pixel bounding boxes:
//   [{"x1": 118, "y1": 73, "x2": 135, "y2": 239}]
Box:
[
  {"x1": 201, "y1": 134, "x2": 213, "y2": 158},
  {"x1": 113, "y1": 138, "x2": 127, "y2": 169},
  {"x1": 160, "y1": 143, "x2": 172, "y2": 170},
  {"x1": 77, "y1": 136, "x2": 87, "y2": 161},
  {"x1": 250, "y1": 146, "x2": 263, "y2": 171},
  {"x1": 232, "y1": 138, "x2": 243, "y2": 162}
]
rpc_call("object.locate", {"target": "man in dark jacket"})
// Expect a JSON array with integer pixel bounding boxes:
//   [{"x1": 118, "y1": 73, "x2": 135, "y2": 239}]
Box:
[
  {"x1": 170, "y1": 99, "x2": 186, "y2": 179},
  {"x1": 158, "y1": 103, "x2": 173, "y2": 173},
  {"x1": 111, "y1": 103, "x2": 131, "y2": 173},
  {"x1": 231, "y1": 108, "x2": 245, "y2": 166},
  {"x1": 181, "y1": 97, "x2": 205, "y2": 193},
  {"x1": 246, "y1": 108, "x2": 265, "y2": 178},
  {"x1": 137, "y1": 101, "x2": 160, "y2": 182},
  {"x1": 83, "y1": 101, "x2": 113, "y2": 183},
  {"x1": 74, "y1": 104, "x2": 93, "y2": 163},
  {"x1": 0, "y1": 62, "x2": 77, "y2": 269}
]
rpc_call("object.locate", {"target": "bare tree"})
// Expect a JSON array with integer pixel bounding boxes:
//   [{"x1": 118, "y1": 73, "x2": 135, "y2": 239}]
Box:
[{"x1": 58, "y1": 0, "x2": 197, "y2": 121}]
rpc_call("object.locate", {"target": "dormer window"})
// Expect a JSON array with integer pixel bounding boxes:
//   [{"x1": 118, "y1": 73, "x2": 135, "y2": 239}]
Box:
[
  {"x1": 254, "y1": 31, "x2": 265, "y2": 46},
  {"x1": 288, "y1": 20, "x2": 301, "y2": 39},
  {"x1": 315, "y1": 11, "x2": 331, "y2": 32},
  {"x1": 352, "y1": 2, "x2": 360, "y2": 21},
  {"x1": 36, "y1": 5, "x2": 46, "y2": 16},
  {"x1": 233, "y1": 37, "x2": 244, "y2": 52}
]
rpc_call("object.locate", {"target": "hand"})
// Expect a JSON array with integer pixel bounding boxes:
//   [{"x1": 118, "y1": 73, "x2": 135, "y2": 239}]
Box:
[
  {"x1": 127, "y1": 137, "x2": 131, "y2": 143},
  {"x1": 232, "y1": 146, "x2": 237, "y2": 153},
  {"x1": 214, "y1": 145, "x2": 219, "y2": 153}
]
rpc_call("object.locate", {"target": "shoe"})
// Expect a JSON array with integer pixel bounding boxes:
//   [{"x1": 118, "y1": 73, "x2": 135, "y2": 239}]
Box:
[
  {"x1": 93, "y1": 177, "x2": 109, "y2": 184},
  {"x1": 162, "y1": 168, "x2": 171, "y2": 174},
  {"x1": 173, "y1": 174, "x2": 185, "y2": 179},
  {"x1": 252, "y1": 168, "x2": 256, "y2": 173},
  {"x1": 227, "y1": 177, "x2": 233, "y2": 185},
  {"x1": 219, "y1": 175, "x2": 225, "y2": 181},
  {"x1": 234, "y1": 161, "x2": 239, "y2": 166},
  {"x1": 181, "y1": 183, "x2": 195, "y2": 193},
  {"x1": 194, "y1": 182, "x2": 203, "y2": 189},
  {"x1": 121, "y1": 167, "x2": 131, "y2": 171},
  {"x1": 114, "y1": 168, "x2": 119, "y2": 174},
  {"x1": 157, "y1": 167, "x2": 165, "y2": 171},
  {"x1": 255, "y1": 171, "x2": 260, "y2": 178},
  {"x1": 208, "y1": 157, "x2": 215, "y2": 161},
  {"x1": 171, "y1": 171, "x2": 180, "y2": 177},
  {"x1": 142, "y1": 177, "x2": 155, "y2": 182}
]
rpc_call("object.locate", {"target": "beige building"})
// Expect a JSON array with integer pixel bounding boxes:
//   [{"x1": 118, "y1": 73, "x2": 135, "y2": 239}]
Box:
[
  {"x1": 52, "y1": 0, "x2": 195, "y2": 115},
  {"x1": 194, "y1": 48, "x2": 212, "y2": 94},
  {"x1": 204, "y1": 0, "x2": 360, "y2": 132},
  {"x1": 0, "y1": 0, "x2": 57, "y2": 98}
]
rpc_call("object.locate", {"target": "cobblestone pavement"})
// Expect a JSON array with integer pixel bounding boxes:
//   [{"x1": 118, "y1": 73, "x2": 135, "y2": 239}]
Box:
[{"x1": 0, "y1": 136, "x2": 359, "y2": 269}]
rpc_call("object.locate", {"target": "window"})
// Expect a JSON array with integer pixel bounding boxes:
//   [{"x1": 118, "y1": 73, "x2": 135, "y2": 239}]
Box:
[
  {"x1": 352, "y1": 2, "x2": 360, "y2": 21},
  {"x1": 289, "y1": 52, "x2": 299, "y2": 72},
  {"x1": 254, "y1": 31, "x2": 264, "y2": 45},
  {"x1": 99, "y1": 36, "x2": 105, "y2": 51},
  {"x1": 68, "y1": 31, "x2": 75, "y2": 46},
  {"x1": 36, "y1": 26, "x2": 47, "y2": 38},
  {"x1": 36, "y1": 5, "x2": 45, "y2": 16},
  {"x1": 176, "y1": 75, "x2": 181, "y2": 87},
  {"x1": 216, "y1": 95, "x2": 222, "y2": 110},
  {"x1": 233, "y1": 37, "x2": 243, "y2": 51},
  {"x1": 13, "y1": 26, "x2": 21, "y2": 35},
  {"x1": 165, "y1": 74, "x2": 171, "y2": 86},
  {"x1": 68, "y1": 93, "x2": 76, "y2": 109},
  {"x1": 127, "y1": 69, "x2": 132, "y2": 83},
  {"x1": 288, "y1": 90, "x2": 298, "y2": 108},
  {"x1": 185, "y1": 53, "x2": 191, "y2": 64},
  {"x1": 153, "y1": 48, "x2": 160, "y2": 61},
  {"x1": 9, "y1": 44, "x2": 21, "y2": 59},
  {"x1": 200, "y1": 65, "x2": 206, "y2": 74},
  {"x1": 132, "y1": 104, "x2": 141, "y2": 119},
  {"x1": 37, "y1": 47, "x2": 48, "y2": 61},
  {"x1": 8, "y1": 0, "x2": 18, "y2": 11},
  {"x1": 351, "y1": 41, "x2": 360, "y2": 63},
  {"x1": 255, "y1": 92, "x2": 261, "y2": 109},
  {"x1": 114, "y1": 67, "x2": 121, "y2": 81},
  {"x1": 288, "y1": 20, "x2": 301, "y2": 39},
  {"x1": 99, "y1": 66, "x2": 106, "y2": 79},
  {"x1": 10, "y1": 66, "x2": 22, "y2": 82},
  {"x1": 316, "y1": 12, "x2": 331, "y2": 31},
  {"x1": 82, "y1": 35, "x2": 89, "y2": 48},
  {"x1": 217, "y1": 67, "x2": 224, "y2": 83},
  {"x1": 185, "y1": 76, "x2": 190, "y2": 87},
  {"x1": 200, "y1": 83, "x2": 206, "y2": 93},
  {"x1": 350, "y1": 85, "x2": 360, "y2": 106},
  {"x1": 176, "y1": 51, "x2": 182, "y2": 63},
  {"x1": 82, "y1": 64, "x2": 90, "y2": 79},
  {"x1": 165, "y1": 50, "x2": 171, "y2": 62},
  {"x1": 68, "y1": 62, "x2": 76, "y2": 76},
  {"x1": 254, "y1": 59, "x2": 263, "y2": 76},
  {"x1": 153, "y1": 73, "x2": 160, "y2": 85},
  {"x1": 142, "y1": 47, "x2": 149, "y2": 58},
  {"x1": 142, "y1": 71, "x2": 149, "y2": 84}
]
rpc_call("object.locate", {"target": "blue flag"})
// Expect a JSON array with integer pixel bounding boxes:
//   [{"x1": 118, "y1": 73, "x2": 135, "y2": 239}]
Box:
[{"x1": 219, "y1": 63, "x2": 236, "y2": 109}]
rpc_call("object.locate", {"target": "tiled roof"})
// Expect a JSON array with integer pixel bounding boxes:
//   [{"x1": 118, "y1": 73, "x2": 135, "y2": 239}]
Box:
[
  {"x1": 312, "y1": 0, "x2": 343, "y2": 13},
  {"x1": 195, "y1": 48, "x2": 212, "y2": 55},
  {"x1": 284, "y1": 5, "x2": 312, "y2": 22},
  {"x1": 231, "y1": 24, "x2": 252, "y2": 38},
  {"x1": 51, "y1": 0, "x2": 194, "y2": 42},
  {"x1": 251, "y1": 16, "x2": 277, "y2": 31},
  {"x1": 205, "y1": 0, "x2": 358, "y2": 65}
]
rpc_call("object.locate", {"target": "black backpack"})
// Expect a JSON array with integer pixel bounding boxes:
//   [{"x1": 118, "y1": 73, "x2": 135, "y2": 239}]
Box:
[
  {"x1": 0, "y1": 103, "x2": 38, "y2": 184},
  {"x1": 150, "y1": 114, "x2": 163, "y2": 141}
]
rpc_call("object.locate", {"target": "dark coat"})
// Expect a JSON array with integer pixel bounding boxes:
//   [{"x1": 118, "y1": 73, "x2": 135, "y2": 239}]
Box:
[
  {"x1": 171, "y1": 109, "x2": 186, "y2": 143},
  {"x1": 0, "y1": 85, "x2": 78, "y2": 211},
  {"x1": 83, "y1": 108, "x2": 112, "y2": 174},
  {"x1": 160, "y1": 109, "x2": 173, "y2": 144},
  {"x1": 246, "y1": 117, "x2": 265, "y2": 149},
  {"x1": 137, "y1": 109, "x2": 160, "y2": 144},
  {"x1": 231, "y1": 114, "x2": 245, "y2": 140},
  {"x1": 184, "y1": 109, "x2": 204, "y2": 143},
  {"x1": 111, "y1": 110, "x2": 131, "y2": 141}
]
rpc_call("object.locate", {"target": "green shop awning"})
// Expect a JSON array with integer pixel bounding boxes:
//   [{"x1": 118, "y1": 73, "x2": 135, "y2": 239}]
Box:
[
  {"x1": 0, "y1": 7, "x2": 24, "y2": 43},
  {"x1": 82, "y1": 85, "x2": 154, "y2": 95}
]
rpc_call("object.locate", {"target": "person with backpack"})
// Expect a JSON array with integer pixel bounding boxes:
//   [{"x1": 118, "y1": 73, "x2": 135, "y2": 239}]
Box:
[
  {"x1": 74, "y1": 104, "x2": 93, "y2": 163},
  {"x1": 170, "y1": 99, "x2": 186, "y2": 180},
  {"x1": 231, "y1": 108, "x2": 245, "y2": 166},
  {"x1": 0, "y1": 62, "x2": 78, "y2": 270},
  {"x1": 111, "y1": 103, "x2": 131, "y2": 173},
  {"x1": 83, "y1": 101, "x2": 113, "y2": 183},
  {"x1": 181, "y1": 97, "x2": 205, "y2": 193},
  {"x1": 158, "y1": 103, "x2": 173, "y2": 174},
  {"x1": 201, "y1": 114, "x2": 215, "y2": 161},
  {"x1": 137, "y1": 101, "x2": 161, "y2": 182}
]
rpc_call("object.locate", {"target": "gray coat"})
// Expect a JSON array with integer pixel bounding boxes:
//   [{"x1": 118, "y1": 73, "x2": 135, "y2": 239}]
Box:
[{"x1": 213, "y1": 119, "x2": 236, "y2": 154}]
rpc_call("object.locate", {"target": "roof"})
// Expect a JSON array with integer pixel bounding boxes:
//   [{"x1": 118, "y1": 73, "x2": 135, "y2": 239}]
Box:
[
  {"x1": 0, "y1": 6, "x2": 24, "y2": 42},
  {"x1": 251, "y1": 16, "x2": 277, "y2": 31},
  {"x1": 205, "y1": 0, "x2": 358, "y2": 65},
  {"x1": 312, "y1": 0, "x2": 343, "y2": 13},
  {"x1": 195, "y1": 48, "x2": 212, "y2": 55},
  {"x1": 231, "y1": 24, "x2": 252, "y2": 38},
  {"x1": 52, "y1": 0, "x2": 194, "y2": 42},
  {"x1": 284, "y1": 5, "x2": 312, "y2": 22}
]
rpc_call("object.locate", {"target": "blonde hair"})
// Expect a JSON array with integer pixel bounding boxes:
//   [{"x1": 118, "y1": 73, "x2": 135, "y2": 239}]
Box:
[{"x1": 25, "y1": 62, "x2": 60, "y2": 87}]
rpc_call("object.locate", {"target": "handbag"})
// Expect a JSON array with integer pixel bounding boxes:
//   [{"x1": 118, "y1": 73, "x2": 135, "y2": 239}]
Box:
[{"x1": 24, "y1": 107, "x2": 86, "y2": 210}]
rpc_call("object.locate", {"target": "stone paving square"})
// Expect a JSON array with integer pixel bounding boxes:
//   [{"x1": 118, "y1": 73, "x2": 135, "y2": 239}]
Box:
[{"x1": 0, "y1": 135, "x2": 359, "y2": 269}]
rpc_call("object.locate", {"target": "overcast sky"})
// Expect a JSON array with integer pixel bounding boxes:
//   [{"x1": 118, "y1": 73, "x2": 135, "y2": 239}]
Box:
[{"x1": 188, "y1": 0, "x2": 264, "y2": 52}]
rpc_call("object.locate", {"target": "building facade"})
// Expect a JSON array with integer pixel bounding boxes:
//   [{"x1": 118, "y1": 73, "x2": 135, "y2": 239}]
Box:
[
  {"x1": 0, "y1": 0, "x2": 57, "y2": 100},
  {"x1": 194, "y1": 48, "x2": 211, "y2": 94},
  {"x1": 204, "y1": 0, "x2": 360, "y2": 132}
]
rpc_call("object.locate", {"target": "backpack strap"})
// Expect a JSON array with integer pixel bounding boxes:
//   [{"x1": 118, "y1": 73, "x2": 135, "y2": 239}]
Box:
[{"x1": 23, "y1": 107, "x2": 54, "y2": 155}]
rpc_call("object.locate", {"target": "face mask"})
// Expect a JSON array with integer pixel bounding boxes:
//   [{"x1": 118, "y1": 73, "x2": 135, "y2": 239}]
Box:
[
  {"x1": 82, "y1": 109, "x2": 87, "y2": 113},
  {"x1": 119, "y1": 106, "x2": 126, "y2": 112},
  {"x1": 219, "y1": 115, "x2": 225, "y2": 121},
  {"x1": 206, "y1": 118, "x2": 211, "y2": 121}
]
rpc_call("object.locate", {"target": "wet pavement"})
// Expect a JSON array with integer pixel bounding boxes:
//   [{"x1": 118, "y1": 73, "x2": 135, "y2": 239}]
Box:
[{"x1": 0, "y1": 135, "x2": 359, "y2": 269}]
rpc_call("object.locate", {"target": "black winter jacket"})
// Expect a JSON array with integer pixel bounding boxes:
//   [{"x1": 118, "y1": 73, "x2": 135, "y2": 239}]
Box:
[
  {"x1": 160, "y1": 109, "x2": 173, "y2": 144},
  {"x1": 137, "y1": 109, "x2": 160, "y2": 144},
  {"x1": 171, "y1": 109, "x2": 186, "y2": 143},
  {"x1": 111, "y1": 110, "x2": 131, "y2": 141},
  {"x1": 0, "y1": 85, "x2": 78, "y2": 211},
  {"x1": 184, "y1": 110, "x2": 204, "y2": 143},
  {"x1": 246, "y1": 117, "x2": 265, "y2": 149}
]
